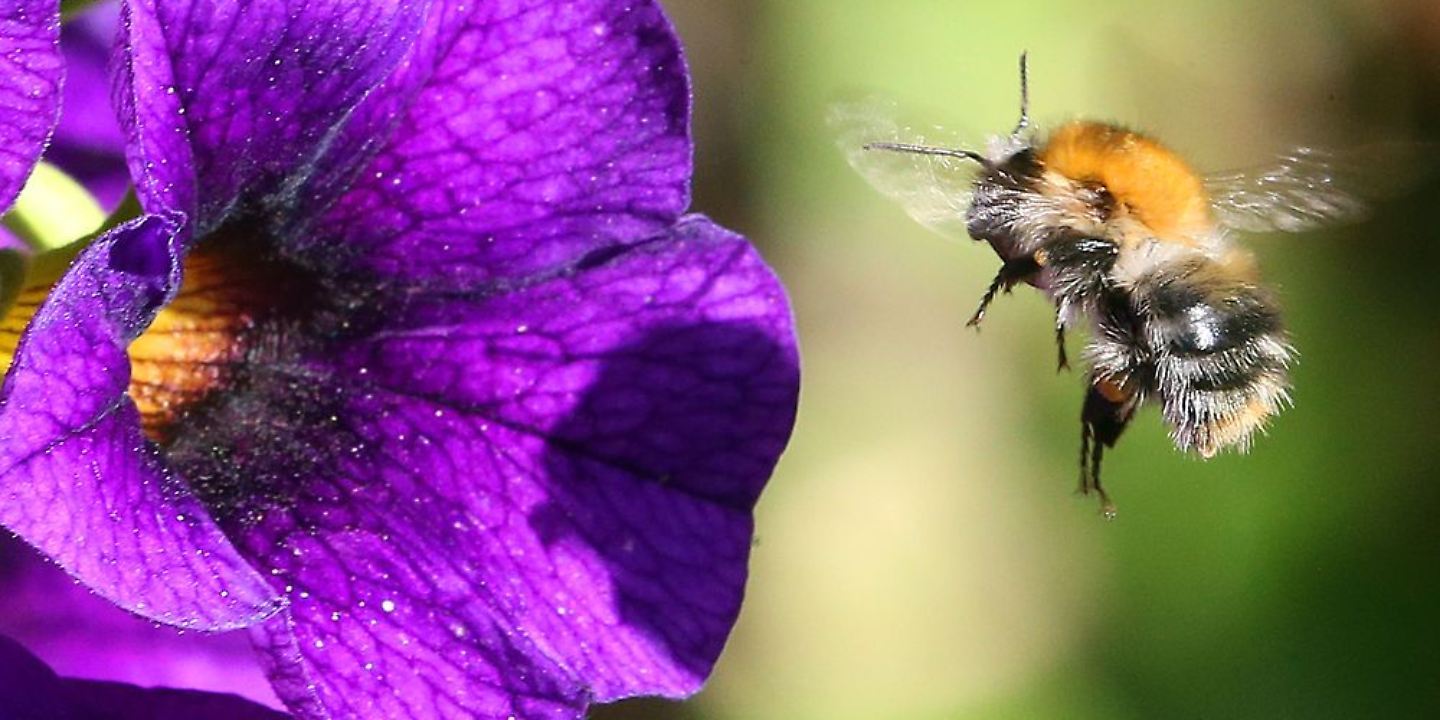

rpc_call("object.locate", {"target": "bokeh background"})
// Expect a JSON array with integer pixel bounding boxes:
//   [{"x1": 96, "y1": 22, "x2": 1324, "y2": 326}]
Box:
[
  {"x1": 608, "y1": 0, "x2": 1440, "y2": 718},
  {"x1": 4, "y1": 1, "x2": 1438, "y2": 718}
]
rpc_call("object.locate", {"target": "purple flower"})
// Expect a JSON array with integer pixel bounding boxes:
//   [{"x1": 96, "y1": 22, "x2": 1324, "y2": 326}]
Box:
[
  {"x1": 0, "y1": 534, "x2": 282, "y2": 708},
  {"x1": 0, "y1": 1, "x2": 799, "y2": 718},
  {"x1": 2, "y1": 1, "x2": 124, "y2": 263},
  {"x1": 0, "y1": 0, "x2": 61, "y2": 213},
  {"x1": 0, "y1": 630, "x2": 286, "y2": 720}
]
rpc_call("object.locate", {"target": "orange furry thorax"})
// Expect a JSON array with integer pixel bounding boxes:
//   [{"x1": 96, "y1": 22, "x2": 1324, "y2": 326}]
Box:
[{"x1": 1038, "y1": 121, "x2": 1214, "y2": 242}]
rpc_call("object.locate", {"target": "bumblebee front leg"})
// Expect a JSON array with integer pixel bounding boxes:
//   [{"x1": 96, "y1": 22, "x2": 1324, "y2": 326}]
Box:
[
  {"x1": 967, "y1": 255, "x2": 1041, "y2": 328},
  {"x1": 1040, "y1": 235, "x2": 1120, "y2": 368}
]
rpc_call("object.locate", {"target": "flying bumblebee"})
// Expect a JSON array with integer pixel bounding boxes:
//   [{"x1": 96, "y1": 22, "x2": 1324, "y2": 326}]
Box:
[{"x1": 832, "y1": 54, "x2": 1373, "y2": 516}]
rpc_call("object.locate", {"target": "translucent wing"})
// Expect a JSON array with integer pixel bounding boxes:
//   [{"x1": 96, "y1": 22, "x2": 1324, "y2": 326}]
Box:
[
  {"x1": 828, "y1": 97, "x2": 979, "y2": 241},
  {"x1": 1203, "y1": 145, "x2": 1422, "y2": 234}
]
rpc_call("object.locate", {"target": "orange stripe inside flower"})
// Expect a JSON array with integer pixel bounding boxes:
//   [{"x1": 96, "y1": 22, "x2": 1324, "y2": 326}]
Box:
[
  {"x1": 0, "y1": 286, "x2": 47, "y2": 365},
  {"x1": 1, "y1": 238, "x2": 307, "y2": 444},
  {"x1": 128, "y1": 244, "x2": 271, "y2": 442}
]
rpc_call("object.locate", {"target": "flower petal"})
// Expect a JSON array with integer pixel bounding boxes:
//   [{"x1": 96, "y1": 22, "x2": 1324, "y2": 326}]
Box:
[
  {"x1": 169, "y1": 218, "x2": 798, "y2": 718},
  {"x1": 0, "y1": 0, "x2": 62, "y2": 212},
  {"x1": 0, "y1": 632, "x2": 289, "y2": 720},
  {"x1": 57, "y1": 679, "x2": 291, "y2": 720},
  {"x1": 0, "y1": 215, "x2": 281, "y2": 629},
  {"x1": 333, "y1": 216, "x2": 797, "y2": 510},
  {"x1": 294, "y1": 0, "x2": 692, "y2": 285},
  {"x1": 0, "y1": 535, "x2": 282, "y2": 709},
  {"x1": 0, "y1": 634, "x2": 70, "y2": 720},
  {"x1": 115, "y1": 0, "x2": 428, "y2": 228}
]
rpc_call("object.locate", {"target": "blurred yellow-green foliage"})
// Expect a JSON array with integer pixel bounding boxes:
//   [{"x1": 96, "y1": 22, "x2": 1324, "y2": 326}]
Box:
[{"x1": 598, "y1": 0, "x2": 1440, "y2": 718}]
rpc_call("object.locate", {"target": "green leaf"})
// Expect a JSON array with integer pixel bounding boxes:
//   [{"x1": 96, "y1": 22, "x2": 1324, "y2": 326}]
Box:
[{"x1": 60, "y1": 0, "x2": 105, "y2": 21}]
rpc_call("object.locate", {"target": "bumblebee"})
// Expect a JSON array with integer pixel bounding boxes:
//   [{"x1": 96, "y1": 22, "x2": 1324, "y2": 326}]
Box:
[{"x1": 832, "y1": 55, "x2": 1368, "y2": 515}]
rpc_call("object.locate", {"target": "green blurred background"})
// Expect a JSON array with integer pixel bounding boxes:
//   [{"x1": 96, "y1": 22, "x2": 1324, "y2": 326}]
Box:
[{"x1": 599, "y1": 0, "x2": 1440, "y2": 718}]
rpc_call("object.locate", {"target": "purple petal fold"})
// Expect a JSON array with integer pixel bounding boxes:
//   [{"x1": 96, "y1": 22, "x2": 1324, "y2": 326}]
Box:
[
  {"x1": 0, "y1": 634, "x2": 67, "y2": 720},
  {"x1": 0, "y1": 633, "x2": 289, "y2": 720},
  {"x1": 0, "y1": 215, "x2": 281, "y2": 629},
  {"x1": 52, "y1": 680, "x2": 291, "y2": 720},
  {"x1": 165, "y1": 218, "x2": 797, "y2": 719},
  {"x1": 295, "y1": 0, "x2": 693, "y2": 285},
  {"x1": 0, "y1": 0, "x2": 62, "y2": 212},
  {"x1": 0, "y1": 535, "x2": 282, "y2": 708},
  {"x1": 115, "y1": 0, "x2": 429, "y2": 228}
]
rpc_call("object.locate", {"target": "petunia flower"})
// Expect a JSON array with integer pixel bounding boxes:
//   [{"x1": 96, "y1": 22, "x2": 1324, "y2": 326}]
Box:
[
  {"x1": 0, "y1": 630, "x2": 287, "y2": 720},
  {"x1": 0, "y1": 0, "x2": 61, "y2": 215},
  {"x1": 0, "y1": 2, "x2": 799, "y2": 720},
  {"x1": 0, "y1": 533, "x2": 283, "y2": 709},
  {"x1": 2, "y1": 1, "x2": 122, "y2": 280}
]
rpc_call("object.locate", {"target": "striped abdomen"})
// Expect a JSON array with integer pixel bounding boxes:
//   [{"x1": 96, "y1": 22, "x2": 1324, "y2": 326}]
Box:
[{"x1": 1131, "y1": 257, "x2": 1295, "y2": 457}]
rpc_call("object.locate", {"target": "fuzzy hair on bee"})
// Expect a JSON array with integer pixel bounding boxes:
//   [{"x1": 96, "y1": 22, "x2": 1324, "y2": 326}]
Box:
[{"x1": 826, "y1": 54, "x2": 1365, "y2": 516}]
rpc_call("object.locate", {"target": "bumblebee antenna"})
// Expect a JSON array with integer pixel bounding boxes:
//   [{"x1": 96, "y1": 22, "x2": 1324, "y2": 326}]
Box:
[
  {"x1": 863, "y1": 142, "x2": 986, "y2": 165},
  {"x1": 1012, "y1": 51, "x2": 1031, "y2": 136}
]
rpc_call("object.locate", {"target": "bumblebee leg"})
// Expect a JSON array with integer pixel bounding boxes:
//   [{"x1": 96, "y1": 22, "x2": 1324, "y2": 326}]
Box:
[
  {"x1": 966, "y1": 272, "x2": 1007, "y2": 328},
  {"x1": 1078, "y1": 418, "x2": 1118, "y2": 518},
  {"x1": 1055, "y1": 323, "x2": 1070, "y2": 372},
  {"x1": 967, "y1": 255, "x2": 1040, "y2": 328},
  {"x1": 1080, "y1": 376, "x2": 1136, "y2": 519},
  {"x1": 1089, "y1": 440, "x2": 1116, "y2": 520}
]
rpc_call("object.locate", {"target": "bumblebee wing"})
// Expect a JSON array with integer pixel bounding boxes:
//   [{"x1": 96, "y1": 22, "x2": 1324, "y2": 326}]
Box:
[
  {"x1": 1204, "y1": 143, "x2": 1431, "y2": 234},
  {"x1": 1204, "y1": 147, "x2": 1371, "y2": 233},
  {"x1": 828, "y1": 97, "x2": 978, "y2": 241}
]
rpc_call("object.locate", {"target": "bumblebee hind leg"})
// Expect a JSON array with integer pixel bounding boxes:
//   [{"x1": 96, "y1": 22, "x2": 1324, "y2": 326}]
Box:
[
  {"x1": 1078, "y1": 421, "x2": 1114, "y2": 518},
  {"x1": 1079, "y1": 376, "x2": 1138, "y2": 519},
  {"x1": 967, "y1": 255, "x2": 1041, "y2": 328}
]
